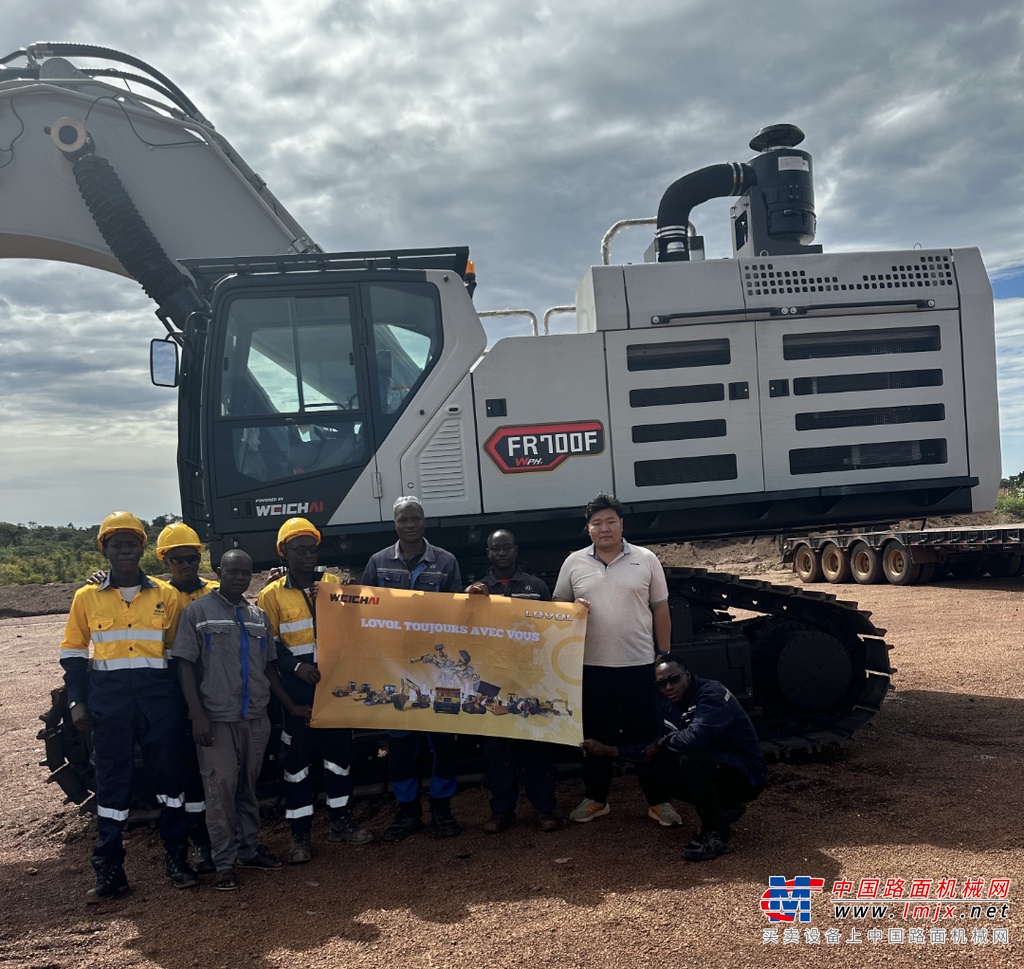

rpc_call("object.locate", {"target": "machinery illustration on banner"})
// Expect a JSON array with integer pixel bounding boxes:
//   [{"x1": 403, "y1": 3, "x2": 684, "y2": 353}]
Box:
[{"x1": 330, "y1": 643, "x2": 575, "y2": 721}]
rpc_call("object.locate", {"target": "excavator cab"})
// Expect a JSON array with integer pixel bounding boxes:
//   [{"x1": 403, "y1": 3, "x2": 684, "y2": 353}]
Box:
[{"x1": 165, "y1": 248, "x2": 479, "y2": 565}]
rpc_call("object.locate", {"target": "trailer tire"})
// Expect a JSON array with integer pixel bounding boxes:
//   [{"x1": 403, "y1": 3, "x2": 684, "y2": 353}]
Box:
[
  {"x1": 820, "y1": 543, "x2": 851, "y2": 584},
  {"x1": 850, "y1": 542, "x2": 883, "y2": 585},
  {"x1": 985, "y1": 553, "x2": 1023, "y2": 578},
  {"x1": 917, "y1": 562, "x2": 937, "y2": 584},
  {"x1": 882, "y1": 540, "x2": 921, "y2": 585},
  {"x1": 949, "y1": 557, "x2": 984, "y2": 579},
  {"x1": 793, "y1": 545, "x2": 822, "y2": 583}
]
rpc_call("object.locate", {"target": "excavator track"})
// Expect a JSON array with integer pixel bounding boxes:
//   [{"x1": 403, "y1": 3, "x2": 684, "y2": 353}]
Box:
[
  {"x1": 665, "y1": 567, "x2": 892, "y2": 755},
  {"x1": 37, "y1": 686, "x2": 95, "y2": 809}
]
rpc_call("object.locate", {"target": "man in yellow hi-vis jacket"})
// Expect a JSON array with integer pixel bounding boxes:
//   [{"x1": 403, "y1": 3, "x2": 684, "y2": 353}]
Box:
[
  {"x1": 257, "y1": 517, "x2": 372, "y2": 863},
  {"x1": 60, "y1": 512, "x2": 196, "y2": 902}
]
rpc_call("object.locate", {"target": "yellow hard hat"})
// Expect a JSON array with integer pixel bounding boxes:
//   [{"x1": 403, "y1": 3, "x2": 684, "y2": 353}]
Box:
[
  {"x1": 155, "y1": 522, "x2": 203, "y2": 561},
  {"x1": 276, "y1": 517, "x2": 321, "y2": 555},
  {"x1": 97, "y1": 511, "x2": 148, "y2": 550}
]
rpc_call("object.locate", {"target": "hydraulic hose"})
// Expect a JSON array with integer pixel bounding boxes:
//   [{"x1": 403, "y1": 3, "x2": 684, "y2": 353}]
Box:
[{"x1": 71, "y1": 151, "x2": 208, "y2": 328}]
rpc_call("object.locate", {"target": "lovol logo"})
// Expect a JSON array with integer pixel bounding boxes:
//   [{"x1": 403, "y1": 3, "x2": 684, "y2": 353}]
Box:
[
  {"x1": 254, "y1": 499, "x2": 325, "y2": 518},
  {"x1": 485, "y1": 421, "x2": 604, "y2": 474}
]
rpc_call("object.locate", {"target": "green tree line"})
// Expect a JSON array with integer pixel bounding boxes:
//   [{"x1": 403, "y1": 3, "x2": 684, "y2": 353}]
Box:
[
  {"x1": 998, "y1": 472, "x2": 1024, "y2": 517},
  {"x1": 0, "y1": 516, "x2": 182, "y2": 586}
]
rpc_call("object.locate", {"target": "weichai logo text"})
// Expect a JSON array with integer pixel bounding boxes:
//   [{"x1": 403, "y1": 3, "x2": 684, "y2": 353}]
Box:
[
  {"x1": 255, "y1": 500, "x2": 325, "y2": 517},
  {"x1": 329, "y1": 593, "x2": 381, "y2": 605}
]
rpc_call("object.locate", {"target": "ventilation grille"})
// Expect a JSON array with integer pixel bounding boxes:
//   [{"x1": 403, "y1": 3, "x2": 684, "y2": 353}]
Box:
[
  {"x1": 635, "y1": 453, "x2": 738, "y2": 487},
  {"x1": 630, "y1": 383, "x2": 725, "y2": 408},
  {"x1": 783, "y1": 326, "x2": 940, "y2": 360},
  {"x1": 793, "y1": 369, "x2": 943, "y2": 396},
  {"x1": 789, "y1": 438, "x2": 947, "y2": 475},
  {"x1": 795, "y1": 404, "x2": 945, "y2": 431},
  {"x1": 744, "y1": 254, "x2": 953, "y2": 297},
  {"x1": 632, "y1": 419, "x2": 727, "y2": 443},
  {"x1": 417, "y1": 419, "x2": 466, "y2": 498},
  {"x1": 626, "y1": 338, "x2": 730, "y2": 372}
]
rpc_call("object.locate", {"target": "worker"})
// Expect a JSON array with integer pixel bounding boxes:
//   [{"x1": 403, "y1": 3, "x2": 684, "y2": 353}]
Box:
[
  {"x1": 257, "y1": 518, "x2": 372, "y2": 863},
  {"x1": 361, "y1": 496, "x2": 464, "y2": 840},
  {"x1": 173, "y1": 549, "x2": 301, "y2": 889},
  {"x1": 88, "y1": 520, "x2": 219, "y2": 872},
  {"x1": 553, "y1": 492, "x2": 677, "y2": 826},
  {"x1": 466, "y1": 529, "x2": 560, "y2": 832},
  {"x1": 60, "y1": 512, "x2": 196, "y2": 902},
  {"x1": 154, "y1": 522, "x2": 218, "y2": 874},
  {"x1": 581, "y1": 654, "x2": 768, "y2": 861}
]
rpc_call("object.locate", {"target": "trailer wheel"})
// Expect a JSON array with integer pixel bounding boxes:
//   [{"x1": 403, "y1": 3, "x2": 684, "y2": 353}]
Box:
[
  {"x1": 793, "y1": 545, "x2": 822, "y2": 583},
  {"x1": 984, "y1": 553, "x2": 1023, "y2": 578},
  {"x1": 882, "y1": 540, "x2": 921, "y2": 585},
  {"x1": 948, "y1": 557, "x2": 984, "y2": 579},
  {"x1": 917, "y1": 562, "x2": 937, "y2": 584},
  {"x1": 820, "y1": 543, "x2": 851, "y2": 584},
  {"x1": 850, "y1": 542, "x2": 883, "y2": 584}
]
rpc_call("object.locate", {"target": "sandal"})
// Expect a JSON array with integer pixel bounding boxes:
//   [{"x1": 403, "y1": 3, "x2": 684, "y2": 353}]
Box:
[{"x1": 214, "y1": 870, "x2": 239, "y2": 891}]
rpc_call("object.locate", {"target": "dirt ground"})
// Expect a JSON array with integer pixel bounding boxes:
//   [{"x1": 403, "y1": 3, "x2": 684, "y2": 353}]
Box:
[{"x1": 1, "y1": 554, "x2": 1021, "y2": 968}]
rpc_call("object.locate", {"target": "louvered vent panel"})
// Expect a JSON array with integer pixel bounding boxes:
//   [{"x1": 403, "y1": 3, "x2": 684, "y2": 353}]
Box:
[
  {"x1": 789, "y1": 439, "x2": 947, "y2": 475},
  {"x1": 795, "y1": 404, "x2": 946, "y2": 431},
  {"x1": 793, "y1": 369, "x2": 944, "y2": 396},
  {"x1": 418, "y1": 419, "x2": 466, "y2": 499}
]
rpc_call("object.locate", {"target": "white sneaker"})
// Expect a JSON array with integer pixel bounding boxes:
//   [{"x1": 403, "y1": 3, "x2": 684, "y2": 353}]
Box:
[
  {"x1": 648, "y1": 802, "x2": 683, "y2": 827},
  {"x1": 570, "y1": 798, "x2": 610, "y2": 823}
]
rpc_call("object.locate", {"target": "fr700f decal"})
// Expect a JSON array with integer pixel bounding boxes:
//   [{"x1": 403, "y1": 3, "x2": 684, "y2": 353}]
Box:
[{"x1": 485, "y1": 421, "x2": 605, "y2": 473}]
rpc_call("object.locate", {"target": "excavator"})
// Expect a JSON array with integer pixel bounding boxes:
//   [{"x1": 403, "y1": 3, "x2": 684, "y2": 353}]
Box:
[{"x1": 2, "y1": 44, "x2": 1001, "y2": 807}]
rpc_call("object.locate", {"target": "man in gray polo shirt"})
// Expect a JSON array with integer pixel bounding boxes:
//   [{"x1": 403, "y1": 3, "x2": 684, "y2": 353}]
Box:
[
  {"x1": 173, "y1": 549, "x2": 302, "y2": 889},
  {"x1": 553, "y1": 492, "x2": 678, "y2": 826}
]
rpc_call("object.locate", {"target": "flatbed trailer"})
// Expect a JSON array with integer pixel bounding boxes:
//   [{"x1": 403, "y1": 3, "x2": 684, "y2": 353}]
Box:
[{"x1": 782, "y1": 524, "x2": 1024, "y2": 586}]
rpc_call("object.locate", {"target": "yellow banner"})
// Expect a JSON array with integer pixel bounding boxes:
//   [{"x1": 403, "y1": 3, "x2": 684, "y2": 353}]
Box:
[{"x1": 312, "y1": 586, "x2": 586, "y2": 746}]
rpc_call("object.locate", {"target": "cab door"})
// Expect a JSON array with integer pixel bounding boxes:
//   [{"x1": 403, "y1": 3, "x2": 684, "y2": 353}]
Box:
[{"x1": 209, "y1": 285, "x2": 379, "y2": 531}]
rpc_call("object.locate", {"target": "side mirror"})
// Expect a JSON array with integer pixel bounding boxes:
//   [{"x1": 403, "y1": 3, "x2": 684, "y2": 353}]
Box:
[{"x1": 150, "y1": 338, "x2": 180, "y2": 387}]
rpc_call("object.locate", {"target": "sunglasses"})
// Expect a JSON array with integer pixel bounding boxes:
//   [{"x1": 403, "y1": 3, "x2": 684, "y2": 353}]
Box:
[
  {"x1": 655, "y1": 673, "x2": 683, "y2": 689},
  {"x1": 167, "y1": 554, "x2": 200, "y2": 566},
  {"x1": 288, "y1": 544, "x2": 320, "y2": 556}
]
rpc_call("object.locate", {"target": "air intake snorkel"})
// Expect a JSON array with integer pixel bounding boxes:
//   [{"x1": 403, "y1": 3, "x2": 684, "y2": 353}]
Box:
[{"x1": 655, "y1": 123, "x2": 822, "y2": 262}]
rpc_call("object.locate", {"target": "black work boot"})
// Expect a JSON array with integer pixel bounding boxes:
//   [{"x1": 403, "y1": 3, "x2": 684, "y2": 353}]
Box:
[
  {"x1": 683, "y1": 829, "x2": 734, "y2": 862},
  {"x1": 383, "y1": 805, "x2": 424, "y2": 842},
  {"x1": 287, "y1": 831, "x2": 313, "y2": 864},
  {"x1": 329, "y1": 813, "x2": 374, "y2": 845},
  {"x1": 191, "y1": 841, "x2": 215, "y2": 875},
  {"x1": 164, "y1": 850, "x2": 200, "y2": 889},
  {"x1": 86, "y1": 858, "x2": 129, "y2": 903},
  {"x1": 429, "y1": 796, "x2": 462, "y2": 838}
]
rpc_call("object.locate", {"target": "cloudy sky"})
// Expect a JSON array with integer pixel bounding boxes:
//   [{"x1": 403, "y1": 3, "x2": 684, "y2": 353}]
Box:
[{"x1": 1, "y1": 0, "x2": 1023, "y2": 527}]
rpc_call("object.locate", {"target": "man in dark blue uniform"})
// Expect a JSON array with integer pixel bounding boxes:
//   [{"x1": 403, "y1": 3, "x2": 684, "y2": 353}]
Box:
[
  {"x1": 466, "y1": 529, "x2": 560, "y2": 832},
  {"x1": 581, "y1": 654, "x2": 768, "y2": 861}
]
